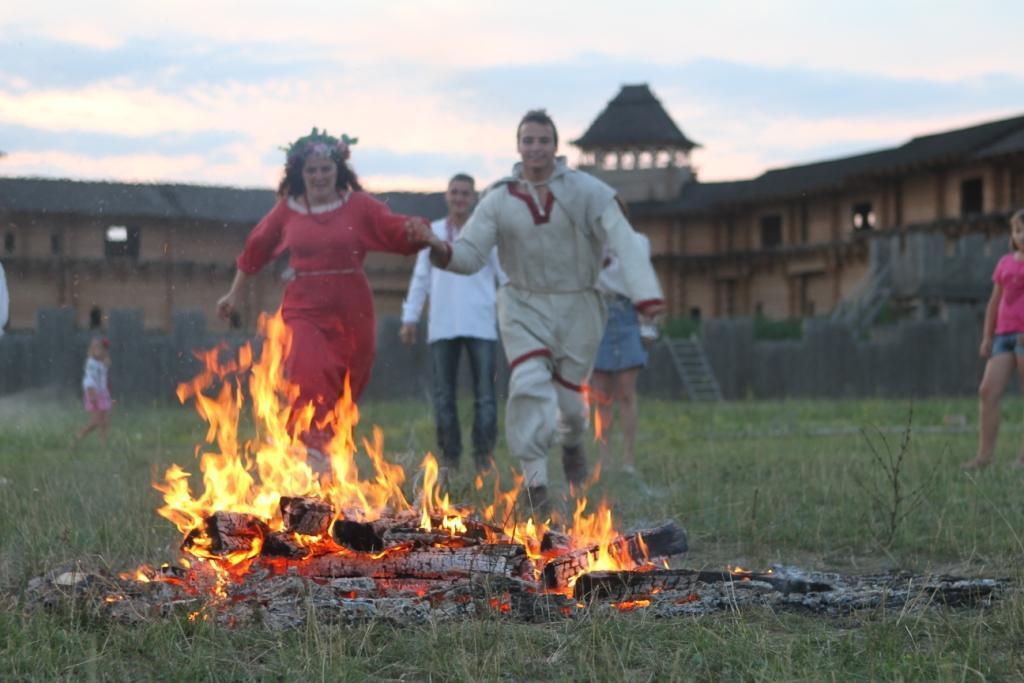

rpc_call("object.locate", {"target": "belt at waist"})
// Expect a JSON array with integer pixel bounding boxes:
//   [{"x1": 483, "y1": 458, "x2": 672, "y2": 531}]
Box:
[
  {"x1": 293, "y1": 268, "x2": 360, "y2": 277},
  {"x1": 505, "y1": 282, "x2": 595, "y2": 295}
]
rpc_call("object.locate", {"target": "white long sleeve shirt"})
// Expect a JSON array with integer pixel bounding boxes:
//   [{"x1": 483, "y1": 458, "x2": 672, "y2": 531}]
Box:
[
  {"x1": 401, "y1": 218, "x2": 506, "y2": 343},
  {"x1": 0, "y1": 262, "x2": 8, "y2": 336}
]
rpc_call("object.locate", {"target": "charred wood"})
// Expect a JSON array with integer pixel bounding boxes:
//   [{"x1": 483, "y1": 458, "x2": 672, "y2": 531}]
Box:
[
  {"x1": 331, "y1": 519, "x2": 385, "y2": 552},
  {"x1": 261, "y1": 542, "x2": 532, "y2": 581},
  {"x1": 262, "y1": 532, "x2": 310, "y2": 560},
  {"x1": 543, "y1": 522, "x2": 688, "y2": 590},
  {"x1": 280, "y1": 496, "x2": 334, "y2": 537},
  {"x1": 183, "y1": 512, "x2": 269, "y2": 557}
]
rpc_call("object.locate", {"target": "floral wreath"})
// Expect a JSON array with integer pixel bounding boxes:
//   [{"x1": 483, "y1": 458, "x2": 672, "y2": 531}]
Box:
[{"x1": 281, "y1": 127, "x2": 358, "y2": 164}]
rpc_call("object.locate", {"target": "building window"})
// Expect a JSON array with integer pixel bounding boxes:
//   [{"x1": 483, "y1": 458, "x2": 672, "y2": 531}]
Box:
[
  {"x1": 689, "y1": 307, "x2": 702, "y2": 321},
  {"x1": 89, "y1": 306, "x2": 103, "y2": 330},
  {"x1": 760, "y1": 214, "x2": 782, "y2": 249},
  {"x1": 50, "y1": 233, "x2": 62, "y2": 255},
  {"x1": 3, "y1": 232, "x2": 13, "y2": 254},
  {"x1": 852, "y1": 202, "x2": 876, "y2": 231},
  {"x1": 961, "y1": 178, "x2": 983, "y2": 215},
  {"x1": 104, "y1": 225, "x2": 140, "y2": 258}
]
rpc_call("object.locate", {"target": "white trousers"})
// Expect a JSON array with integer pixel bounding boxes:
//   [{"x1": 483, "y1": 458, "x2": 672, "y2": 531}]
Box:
[{"x1": 507, "y1": 356, "x2": 588, "y2": 488}]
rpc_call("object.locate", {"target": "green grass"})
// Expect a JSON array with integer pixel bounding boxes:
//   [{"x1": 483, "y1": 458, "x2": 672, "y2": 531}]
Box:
[{"x1": 2, "y1": 393, "x2": 1023, "y2": 681}]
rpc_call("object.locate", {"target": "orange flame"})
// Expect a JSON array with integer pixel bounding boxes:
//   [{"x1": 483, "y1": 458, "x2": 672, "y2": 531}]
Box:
[
  {"x1": 150, "y1": 308, "x2": 644, "y2": 595},
  {"x1": 156, "y1": 311, "x2": 413, "y2": 550}
]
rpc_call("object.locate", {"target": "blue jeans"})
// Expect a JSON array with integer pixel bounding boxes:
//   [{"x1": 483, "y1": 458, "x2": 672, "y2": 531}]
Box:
[{"x1": 430, "y1": 337, "x2": 498, "y2": 467}]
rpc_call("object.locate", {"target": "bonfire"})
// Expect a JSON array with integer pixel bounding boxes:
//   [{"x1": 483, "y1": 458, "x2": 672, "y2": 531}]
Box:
[{"x1": 25, "y1": 312, "x2": 1004, "y2": 628}]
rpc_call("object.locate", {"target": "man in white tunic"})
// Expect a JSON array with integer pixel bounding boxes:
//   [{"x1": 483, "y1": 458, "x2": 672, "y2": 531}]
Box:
[
  {"x1": 410, "y1": 110, "x2": 665, "y2": 513},
  {"x1": 400, "y1": 174, "x2": 506, "y2": 479}
]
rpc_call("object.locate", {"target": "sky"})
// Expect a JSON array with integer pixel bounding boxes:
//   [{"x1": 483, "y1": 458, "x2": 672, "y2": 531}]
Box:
[{"x1": 1, "y1": 0, "x2": 1022, "y2": 192}]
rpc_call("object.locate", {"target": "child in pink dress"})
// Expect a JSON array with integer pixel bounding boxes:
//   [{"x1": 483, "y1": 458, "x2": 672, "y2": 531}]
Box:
[
  {"x1": 963, "y1": 209, "x2": 1024, "y2": 470},
  {"x1": 73, "y1": 337, "x2": 112, "y2": 447}
]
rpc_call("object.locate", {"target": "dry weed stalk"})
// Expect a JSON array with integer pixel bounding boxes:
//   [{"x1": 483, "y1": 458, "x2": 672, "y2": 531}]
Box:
[{"x1": 853, "y1": 406, "x2": 931, "y2": 548}]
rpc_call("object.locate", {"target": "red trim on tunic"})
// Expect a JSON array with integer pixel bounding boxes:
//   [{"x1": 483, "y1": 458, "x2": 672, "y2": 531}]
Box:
[
  {"x1": 553, "y1": 373, "x2": 584, "y2": 393},
  {"x1": 635, "y1": 299, "x2": 665, "y2": 314},
  {"x1": 507, "y1": 183, "x2": 554, "y2": 225},
  {"x1": 508, "y1": 348, "x2": 552, "y2": 373}
]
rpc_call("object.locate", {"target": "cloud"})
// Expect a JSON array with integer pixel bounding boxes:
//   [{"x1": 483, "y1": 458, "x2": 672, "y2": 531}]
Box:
[
  {"x1": 0, "y1": 33, "x2": 336, "y2": 91},
  {"x1": 445, "y1": 55, "x2": 1024, "y2": 124},
  {"x1": 0, "y1": 121, "x2": 249, "y2": 158}
]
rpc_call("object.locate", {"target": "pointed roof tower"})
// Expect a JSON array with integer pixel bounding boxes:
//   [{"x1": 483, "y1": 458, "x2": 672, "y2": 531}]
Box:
[
  {"x1": 574, "y1": 84, "x2": 698, "y2": 201},
  {"x1": 574, "y1": 84, "x2": 699, "y2": 151}
]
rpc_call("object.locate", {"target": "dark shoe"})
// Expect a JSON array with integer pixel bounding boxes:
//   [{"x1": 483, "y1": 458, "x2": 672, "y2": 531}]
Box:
[
  {"x1": 473, "y1": 453, "x2": 494, "y2": 475},
  {"x1": 524, "y1": 485, "x2": 549, "y2": 519},
  {"x1": 562, "y1": 444, "x2": 587, "y2": 488}
]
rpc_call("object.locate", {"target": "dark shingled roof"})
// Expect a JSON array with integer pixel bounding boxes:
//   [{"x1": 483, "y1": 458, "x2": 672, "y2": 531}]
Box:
[
  {"x1": 573, "y1": 84, "x2": 699, "y2": 151},
  {"x1": 0, "y1": 177, "x2": 447, "y2": 224},
  {"x1": 632, "y1": 111, "x2": 1024, "y2": 216}
]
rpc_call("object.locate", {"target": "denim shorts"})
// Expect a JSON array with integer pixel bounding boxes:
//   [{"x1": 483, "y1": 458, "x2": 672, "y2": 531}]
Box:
[
  {"x1": 992, "y1": 332, "x2": 1024, "y2": 355},
  {"x1": 594, "y1": 296, "x2": 648, "y2": 372}
]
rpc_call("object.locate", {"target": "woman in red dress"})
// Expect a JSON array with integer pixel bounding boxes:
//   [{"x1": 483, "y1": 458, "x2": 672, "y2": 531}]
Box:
[{"x1": 217, "y1": 129, "x2": 430, "y2": 451}]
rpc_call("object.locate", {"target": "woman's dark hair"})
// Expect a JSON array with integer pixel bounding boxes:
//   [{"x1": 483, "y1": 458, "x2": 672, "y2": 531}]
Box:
[
  {"x1": 278, "y1": 155, "x2": 363, "y2": 198},
  {"x1": 516, "y1": 109, "x2": 558, "y2": 147}
]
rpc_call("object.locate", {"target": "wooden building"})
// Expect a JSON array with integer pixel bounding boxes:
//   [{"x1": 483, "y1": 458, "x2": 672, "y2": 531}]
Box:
[
  {"x1": 0, "y1": 179, "x2": 444, "y2": 331},
  {"x1": 576, "y1": 84, "x2": 1024, "y2": 321},
  {"x1": 3, "y1": 86, "x2": 1023, "y2": 333}
]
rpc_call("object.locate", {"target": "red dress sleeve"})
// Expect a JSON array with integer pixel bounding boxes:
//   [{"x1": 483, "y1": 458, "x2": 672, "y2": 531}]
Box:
[
  {"x1": 357, "y1": 193, "x2": 427, "y2": 256},
  {"x1": 237, "y1": 199, "x2": 289, "y2": 274}
]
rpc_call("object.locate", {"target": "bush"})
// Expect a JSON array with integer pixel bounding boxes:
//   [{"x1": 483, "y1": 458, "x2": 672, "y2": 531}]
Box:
[
  {"x1": 662, "y1": 316, "x2": 701, "y2": 339},
  {"x1": 753, "y1": 315, "x2": 803, "y2": 340}
]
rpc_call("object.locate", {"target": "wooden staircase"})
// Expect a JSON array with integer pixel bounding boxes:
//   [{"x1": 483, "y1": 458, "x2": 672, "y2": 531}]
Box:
[{"x1": 664, "y1": 336, "x2": 723, "y2": 402}]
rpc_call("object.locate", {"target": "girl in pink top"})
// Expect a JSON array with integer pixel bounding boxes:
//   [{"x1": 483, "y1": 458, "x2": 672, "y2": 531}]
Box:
[{"x1": 963, "y1": 209, "x2": 1024, "y2": 470}]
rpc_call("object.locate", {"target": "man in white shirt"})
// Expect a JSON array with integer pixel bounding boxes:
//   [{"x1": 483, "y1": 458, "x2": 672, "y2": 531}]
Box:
[
  {"x1": 0, "y1": 261, "x2": 8, "y2": 337},
  {"x1": 400, "y1": 174, "x2": 505, "y2": 479}
]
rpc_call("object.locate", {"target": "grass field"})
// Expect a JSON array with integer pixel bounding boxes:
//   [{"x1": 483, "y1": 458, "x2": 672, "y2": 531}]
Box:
[{"x1": 1, "y1": 392, "x2": 1023, "y2": 681}]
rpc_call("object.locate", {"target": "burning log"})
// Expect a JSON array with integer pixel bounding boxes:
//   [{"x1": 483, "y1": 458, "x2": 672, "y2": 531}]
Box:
[
  {"x1": 264, "y1": 542, "x2": 532, "y2": 581},
  {"x1": 184, "y1": 512, "x2": 269, "y2": 557},
  {"x1": 280, "y1": 496, "x2": 334, "y2": 537},
  {"x1": 540, "y1": 529, "x2": 572, "y2": 553},
  {"x1": 380, "y1": 530, "x2": 480, "y2": 547},
  {"x1": 574, "y1": 569, "x2": 704, "y2": 601},
  {"x1": 573, "y1": 566, "x2": 836, "y2": 602},
  {"x1": 262, "y1": 532, "x2": 310, "y2": 560},
  {"x1": 331, "y1": 520, "x2": 385, "y2": 552},
  {"x1": 331, "y1": 514, "x2": 503, "y2": 551},
  {"x1": 542, "y1": 521, "x2": 689, "y2": 590}
]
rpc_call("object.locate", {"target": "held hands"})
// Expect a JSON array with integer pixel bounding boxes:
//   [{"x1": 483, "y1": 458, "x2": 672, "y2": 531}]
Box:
[
  {"x1": 399, "y1": 323, "x2": 418, "y2": 345},
  {"x1": 405, "y1": 217, "x2": 436, "y2": 247}
]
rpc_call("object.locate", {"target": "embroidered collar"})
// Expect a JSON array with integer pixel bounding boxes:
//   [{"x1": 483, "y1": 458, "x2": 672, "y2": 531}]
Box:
[
  {"x1": 287, "y1": 192, "x2": 349, "y2": 215},
  {"x1": 507, "y1": 183, "x2": 554, "y2": 225}
]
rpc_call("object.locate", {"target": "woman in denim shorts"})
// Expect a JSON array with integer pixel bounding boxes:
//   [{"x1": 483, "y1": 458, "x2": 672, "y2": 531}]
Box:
[
  {"x1": 964, "y1": 209, "x2": 1024, "y2": 470},
  {"x1": 591, "y1": 232, "x2": 658, "y2": 474}
]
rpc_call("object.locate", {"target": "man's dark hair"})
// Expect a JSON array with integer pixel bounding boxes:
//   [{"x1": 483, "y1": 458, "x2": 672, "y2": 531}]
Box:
[
  {"x1": 448, "y1": 173, "x2": 475, "y2": 189},
  {"x1": 517, "y1": 109, "x2": 558, "y2": 147}
]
